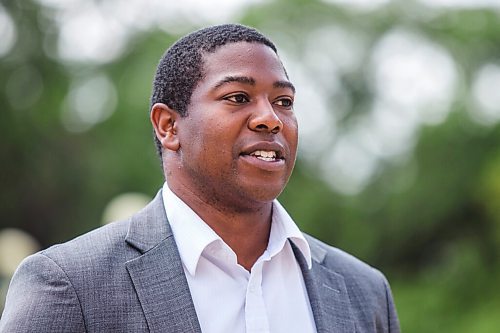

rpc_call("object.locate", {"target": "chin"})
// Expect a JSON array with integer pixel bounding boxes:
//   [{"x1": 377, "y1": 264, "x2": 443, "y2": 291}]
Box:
[{"x1": 242, "y1": 183, "x2": 286, "y2": 204}]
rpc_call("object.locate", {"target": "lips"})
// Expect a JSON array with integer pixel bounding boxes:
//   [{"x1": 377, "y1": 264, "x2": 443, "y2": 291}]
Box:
[{"x1": 238, "y1": 141, "x2": 287, "y2": 172}]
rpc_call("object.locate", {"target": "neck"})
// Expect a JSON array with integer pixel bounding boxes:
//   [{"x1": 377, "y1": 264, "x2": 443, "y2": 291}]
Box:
[{"x1": 168, "y1": 182, "x2": 273, "y2": 271}]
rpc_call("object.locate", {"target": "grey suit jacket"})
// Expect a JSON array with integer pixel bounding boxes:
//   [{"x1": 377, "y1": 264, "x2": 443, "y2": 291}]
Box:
[{"x1": 0, "y1": 191, "x2": 400, "y2": 332}]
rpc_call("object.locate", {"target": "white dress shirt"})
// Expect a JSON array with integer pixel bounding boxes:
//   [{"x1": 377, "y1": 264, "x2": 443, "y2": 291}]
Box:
[{"x1": 162, "y1": 183, "x2": 317, "y2": 333}]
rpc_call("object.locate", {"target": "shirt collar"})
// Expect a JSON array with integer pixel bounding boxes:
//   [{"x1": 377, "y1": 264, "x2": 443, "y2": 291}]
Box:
[
  {"x1": 268, "y1": 200, "x2": 312, "y2": 268},
  {"x1": 162, "y1": 183, "x2": 220, "y2": 276},
  {"x1": 162, "y1": 182, "x2": 312, "y2": 275}
]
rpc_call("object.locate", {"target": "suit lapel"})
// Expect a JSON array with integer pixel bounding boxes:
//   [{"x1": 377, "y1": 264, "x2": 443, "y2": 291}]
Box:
[
  {"x1": 291, "y1": 240, "x2": 355, "y2": 333},
  {"x1": 124, "y1": 191, "x2": 201, "y2": 333}
]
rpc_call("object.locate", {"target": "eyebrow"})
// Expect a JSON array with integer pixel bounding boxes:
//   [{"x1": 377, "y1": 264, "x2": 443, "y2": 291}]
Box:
[
  {"x1": 274, "y1": 80, "x2": 295, "y2": 93},
  {"x1": 214, "y1": 76, "x2": 255, "y2": 89},
  {"x1": 213, "y1": 75, "x2": 295, "y2": 93}
]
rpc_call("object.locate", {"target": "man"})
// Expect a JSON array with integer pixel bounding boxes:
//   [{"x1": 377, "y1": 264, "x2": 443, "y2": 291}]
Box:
[{"x1": 0, "y1": 24, "x2": 400, "y2": 332}]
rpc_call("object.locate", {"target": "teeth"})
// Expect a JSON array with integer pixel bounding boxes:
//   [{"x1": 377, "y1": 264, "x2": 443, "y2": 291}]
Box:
[{"x1": 250, "y1": 150, "x2": 277, "y2": 161}]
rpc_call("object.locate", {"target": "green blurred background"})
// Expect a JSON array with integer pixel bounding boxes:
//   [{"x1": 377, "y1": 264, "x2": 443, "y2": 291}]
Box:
[{"x1": 1, "y1": 0, "x2": 500, "y2": 331}]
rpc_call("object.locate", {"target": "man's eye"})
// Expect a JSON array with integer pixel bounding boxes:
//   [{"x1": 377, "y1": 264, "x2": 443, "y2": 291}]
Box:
[
  {"x1": 275, "y1": 98, "x2": 293, "y2": 108},
  {"x1": 224, "y1": 94, "x2": 249, "y2": 103}
]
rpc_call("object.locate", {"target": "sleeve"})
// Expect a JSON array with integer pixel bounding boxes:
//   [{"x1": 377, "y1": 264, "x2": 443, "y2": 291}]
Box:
[
  {"x1": 382, "y1": 274, "x2": 400, "y2": 333},
  {"x1": 0, "y1": 253, "x2": 86, "y2": 333}
]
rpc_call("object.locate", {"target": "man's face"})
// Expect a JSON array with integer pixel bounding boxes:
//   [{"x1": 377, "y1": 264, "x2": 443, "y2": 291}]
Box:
[{"x1": 174, "y1": 41, "x2": 298, "y2": 210}]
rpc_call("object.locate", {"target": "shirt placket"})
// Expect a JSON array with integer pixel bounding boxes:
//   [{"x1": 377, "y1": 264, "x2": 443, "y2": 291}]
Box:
[{"x1": 245, "y1": 260, "x2": 270, "y2": 333}]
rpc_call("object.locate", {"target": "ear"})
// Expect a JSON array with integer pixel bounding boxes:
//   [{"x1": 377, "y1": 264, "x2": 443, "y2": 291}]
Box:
[{"x1": 150, "y1": 103, "x2": 180, "y2": 152}]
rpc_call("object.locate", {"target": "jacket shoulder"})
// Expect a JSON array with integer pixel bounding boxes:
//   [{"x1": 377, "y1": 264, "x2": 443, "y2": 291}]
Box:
[
  {"x1": 1, "y1": 219, "x2": 152, "y2": 332},
  {"x1": 41, "y1": 218, "x2": 134, "y2": 266},
  {"x1": 305, "y1": 233, "x2": 384, "y2": 280},
  {"x1": 33, "y1": 218, "x2": 140, "y2": 301},
  {"x1": 304, "y1": 234, "x2": 400, "y2": 332}
]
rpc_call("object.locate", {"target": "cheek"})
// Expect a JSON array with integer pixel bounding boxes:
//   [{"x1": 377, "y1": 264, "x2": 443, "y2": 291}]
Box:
[
  {"x1": 178, "y1": 119, "x2": 209, "y2": 163},
  {"x1": 182, "y1": 113, "x2": 224, "y2": 145},
  {"x1": 187, "y1": 119, "x2": 238, "y2": 162},
  {"x1": 284, "y1": 118, "x2": 299, "y2": 146}
]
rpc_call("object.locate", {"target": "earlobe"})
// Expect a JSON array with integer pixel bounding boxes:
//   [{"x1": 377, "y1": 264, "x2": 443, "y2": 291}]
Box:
[{"x1": 150, "y1": 103, "x2": 180, "y2": 151}]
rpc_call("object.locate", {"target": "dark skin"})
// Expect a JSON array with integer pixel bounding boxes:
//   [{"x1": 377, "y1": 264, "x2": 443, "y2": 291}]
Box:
[{"x1": 151, "y1": 42, "x2": 298, "y2": 270}]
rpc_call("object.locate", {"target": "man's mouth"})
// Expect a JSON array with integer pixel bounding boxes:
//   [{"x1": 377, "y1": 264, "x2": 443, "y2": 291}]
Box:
[
  {"x1": 239, "y1": 142, "x2": 286, "y2": 169},
  {"x1": 249, "y1": 150, "x2": 279, "y2": 162}
]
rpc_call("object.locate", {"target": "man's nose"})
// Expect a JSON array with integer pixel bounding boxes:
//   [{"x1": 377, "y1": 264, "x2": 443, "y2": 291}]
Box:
[{"x1": 248, "y1": 99, "x2": 283, "y2": 134}]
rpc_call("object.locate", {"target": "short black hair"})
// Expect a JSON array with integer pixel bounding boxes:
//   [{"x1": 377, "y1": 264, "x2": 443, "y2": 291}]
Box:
[{"x1": 150, "y1": 23, "x2": 279, "y2": 158}]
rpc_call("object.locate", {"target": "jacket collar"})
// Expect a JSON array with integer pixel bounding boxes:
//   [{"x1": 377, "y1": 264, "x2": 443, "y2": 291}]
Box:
[
  {"x1": 124, "y1": 190, "x2": 202, "y2": 333},
  {"x1": 124, "y1": 190, "x2": 171, "y2": 253},
  {"x1": 291, "y1": 237, "x2": 355, "y2": 333}
]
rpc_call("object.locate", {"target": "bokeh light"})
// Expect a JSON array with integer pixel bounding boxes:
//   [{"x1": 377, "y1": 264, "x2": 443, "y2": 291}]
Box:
[
  {"x1": 5, "y1": 65, "x2": 44, "y2": 111},
  {"x1": 101, "y1": 193, "x2": 151, "y2": 225},
  {"x1": 0, "y1": 5, "x2": 17, "y2": 58},
  {"x1": 0, "y1": 229, "x2": 39, "y2": 277},
  {"x1": 61, "y1": 73, "x2": 117, "y2": 132},
  {"x1": 470, "y1": 63, "x2": 500, "y2": 125},
  {"x1": 322, "y1": 0, "x2": 392, "y2": 11}
]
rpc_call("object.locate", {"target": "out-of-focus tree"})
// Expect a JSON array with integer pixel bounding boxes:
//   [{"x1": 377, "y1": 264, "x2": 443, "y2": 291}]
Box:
[{"x1": 1, "y1": 0, "x2": 500, "y2": 330}]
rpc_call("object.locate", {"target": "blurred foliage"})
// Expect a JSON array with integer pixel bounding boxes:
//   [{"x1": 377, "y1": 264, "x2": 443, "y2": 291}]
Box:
[{"x1": 2, "y1": 0, "x2": 500, "y2": 331}]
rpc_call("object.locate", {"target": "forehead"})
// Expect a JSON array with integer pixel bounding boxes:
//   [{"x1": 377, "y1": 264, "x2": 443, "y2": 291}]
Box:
[{"x1": 200, "y1": 42, "x2": 289, "y2": 84}]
